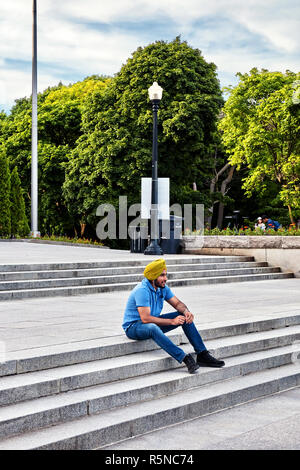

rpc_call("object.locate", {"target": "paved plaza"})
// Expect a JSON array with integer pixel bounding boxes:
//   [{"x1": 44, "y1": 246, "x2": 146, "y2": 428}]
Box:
[
  {"x1": 0, "y1": 241, "x2": 299, "y2": 356},
  {"x1": 0, "y1": 241, "x2": 299, "y2": 449}
]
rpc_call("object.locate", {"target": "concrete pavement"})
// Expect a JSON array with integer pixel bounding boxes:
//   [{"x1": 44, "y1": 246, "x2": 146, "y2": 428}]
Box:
[
  {"x1": 0, "y1": 240, "x2": 197, "y2": 264},
  {"x1": 0, "y1": 279, "x2": 300, "y2": 355},
  {"x1": 0, "y1": 241, "x2": 299, "y2": 450},
  {"x1": 0, "y1": 241, "x2": 299, "y2": 356}
]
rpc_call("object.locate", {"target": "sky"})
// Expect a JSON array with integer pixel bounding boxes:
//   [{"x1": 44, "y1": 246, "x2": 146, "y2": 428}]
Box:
[{"x1": 0, "y1": 0, "x2": 299, "y2": 113}]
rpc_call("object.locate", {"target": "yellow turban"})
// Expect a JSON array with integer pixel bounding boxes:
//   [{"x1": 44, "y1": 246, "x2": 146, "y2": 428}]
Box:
[{"x1": 143, "y1": 259, "x2": 167, "y2": 280}]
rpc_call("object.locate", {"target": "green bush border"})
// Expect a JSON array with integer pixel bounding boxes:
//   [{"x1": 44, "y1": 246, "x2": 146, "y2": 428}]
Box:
[
  {"x1": 0, "y1": 234, "x2": 105, "y2": 246},
  {"x1": 30, "y1": 235, "x2": 105, "y2": 245},
  {"x1": 184, "y1": 227, "x2": 300, "y2": 236}
]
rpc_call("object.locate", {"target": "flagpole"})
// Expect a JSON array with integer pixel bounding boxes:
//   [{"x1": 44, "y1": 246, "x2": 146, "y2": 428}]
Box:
[{"x1": 31, "y1": 0, "x2": 40, "y2": 237}]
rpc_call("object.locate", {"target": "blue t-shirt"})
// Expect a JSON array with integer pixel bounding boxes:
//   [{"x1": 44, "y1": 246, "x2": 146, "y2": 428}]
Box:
[
  {"x1": 266, "y1": 219, "x2": 281, "y2": 231},
  {"x1": 122, "y1": 278, "x2": 175, "y2": 331}
]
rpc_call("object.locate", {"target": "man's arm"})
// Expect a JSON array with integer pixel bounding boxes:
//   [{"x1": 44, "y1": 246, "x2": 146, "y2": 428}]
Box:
[
  {"x1": 138, "y1": 306, "x2": 185, "y2": 326},
  {"x1": 166, "y1": 296, "x2": 194, "y2": 324}
]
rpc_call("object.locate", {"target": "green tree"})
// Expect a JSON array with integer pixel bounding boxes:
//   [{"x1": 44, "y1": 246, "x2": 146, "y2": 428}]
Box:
[
  {"x1": 10, "y1": 166, "x2": 30, "y2": 237},
  {"x1": 63, "y1": 38, "x2": 223, "y2": 237},
  {"x1": 0, "y1": 76, "x2": 110, "y2": 235},
  {"x1": 0, "y1": 111, "x2": 7, "y2": 139},
  {"x1": 219, "y1": 68, "x2": 300, "y2": 223},
  {"x1": 0, "y1": 148, "x2": 11, "y2": 236}
]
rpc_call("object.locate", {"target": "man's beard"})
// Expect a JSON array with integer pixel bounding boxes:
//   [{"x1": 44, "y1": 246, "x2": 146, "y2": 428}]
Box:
[{"x1": 154, "y1": 279, "x2": 165, "y2": 289}]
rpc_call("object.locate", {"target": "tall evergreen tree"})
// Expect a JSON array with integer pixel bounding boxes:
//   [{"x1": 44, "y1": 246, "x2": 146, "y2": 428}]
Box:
[
  {"x1": 10, "y1": 166, "x2": 30, "y2": 237},
  {"x1": 0, "y1": 149, "x2": 11, "y2": 236}
]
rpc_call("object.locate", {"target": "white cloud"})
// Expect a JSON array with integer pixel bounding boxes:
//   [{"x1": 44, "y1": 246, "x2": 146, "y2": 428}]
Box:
[
  {"x1": 231, "y1": 1, "x2": 299, "y2": 53},
  {"x1": 206, "y1": 49, "x2": 298, "y2": 78},
  {"x1": 38, "y1": 17, "x2": 139, "y2": 75},
  {"x1": 0, "y1": 66, "x2": 61, "y2": 110},
  {"x1": 0, "y1": 0, "x2": 299, "y2": 111}
]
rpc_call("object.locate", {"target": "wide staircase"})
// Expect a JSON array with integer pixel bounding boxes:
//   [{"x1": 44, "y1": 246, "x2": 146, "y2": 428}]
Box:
[
  {"x1": 0, "y1": 255, "x2": 293, "y2": 300},
  {"x1": 0, "y1": 311, "x2": 299, "y2": 449}
]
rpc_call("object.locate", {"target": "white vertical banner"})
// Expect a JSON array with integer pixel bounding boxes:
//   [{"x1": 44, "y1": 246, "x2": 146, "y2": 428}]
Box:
[{"x1": 141, "y1": 178, "x2": 170, "y2": 220}]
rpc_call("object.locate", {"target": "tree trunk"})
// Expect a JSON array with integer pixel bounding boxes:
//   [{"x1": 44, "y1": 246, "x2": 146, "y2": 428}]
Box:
[
  {"x1": 208, "y1": 162, "x2": 231, "y2": 229},
  {"x1": 288, "y1": 205, "x2": 295, "y2": 225},
  {"x1": 217, "y1": 165, "x2": 236, "y2": 229},
  {"x1": 80, "y1": 222, "x2": 86, "y2": 237}
]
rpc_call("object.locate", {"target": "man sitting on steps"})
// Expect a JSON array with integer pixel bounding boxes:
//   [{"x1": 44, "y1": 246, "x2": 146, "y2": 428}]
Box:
[{"x1": 122, "y1": 258, "x2": 225, "y2": 374}]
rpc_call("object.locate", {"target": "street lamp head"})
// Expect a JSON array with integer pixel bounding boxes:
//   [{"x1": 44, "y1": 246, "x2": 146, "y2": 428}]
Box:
[{"x1": 148, "y1": 81, "x2": 163, "y2": 101}]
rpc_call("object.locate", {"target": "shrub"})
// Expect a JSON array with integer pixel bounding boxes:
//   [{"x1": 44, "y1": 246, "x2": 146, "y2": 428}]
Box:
[{"x1": 0, "y1": 151, "x2": 11, "y2": 236}]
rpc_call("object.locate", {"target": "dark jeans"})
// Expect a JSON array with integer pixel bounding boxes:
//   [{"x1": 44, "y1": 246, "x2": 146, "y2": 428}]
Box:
[{"x1": 125, "y1": 311, "x2": 206, "y2": 363}]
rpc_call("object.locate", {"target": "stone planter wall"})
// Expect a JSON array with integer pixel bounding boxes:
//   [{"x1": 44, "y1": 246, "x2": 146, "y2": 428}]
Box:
[{"x1": 183, "y1": 236, "x2": 300, "y2": 277}]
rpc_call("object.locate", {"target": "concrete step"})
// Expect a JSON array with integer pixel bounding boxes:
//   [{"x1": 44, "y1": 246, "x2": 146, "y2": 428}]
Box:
[
  {"x1": 0, "y1": 261, "x2": 268, "y2": 281},
  {"x1": 1, "y1": 333, "x2": 182, "y2": 378},
  {"x1": 0, "y1": 362, "x2": 299, "y2": 449},
  {"x1": 0, "y1": 266, "x2": 282, "y2": 291},
  {"x1": 0, "y1": 255, "x2": 292, "y2": 301},
  {"x1": 0, "y1": 256, "x2": 255, "y2": 272},
  {"x1": 0, "y1": 345, "x2": 297, "y2": 440},
  {"x1": 2, "y1": 313, "x2": 300, "y2": 377},
  {"x1": 0, "y1": 272, "x2": 293, "y2": 301},
  {"x1": 1, "y1": 324, "x2": 299, "y2": 406}
]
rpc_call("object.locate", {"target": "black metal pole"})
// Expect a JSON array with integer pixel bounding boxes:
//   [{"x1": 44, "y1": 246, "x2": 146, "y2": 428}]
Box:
[{"x1": 144, "y1": 99, "x2": 163, "y2": 255}]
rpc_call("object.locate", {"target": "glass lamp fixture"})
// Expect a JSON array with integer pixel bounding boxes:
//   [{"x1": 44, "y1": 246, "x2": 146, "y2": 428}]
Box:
[{"x1": 148, "y1": 82, "x2": 163, "y2": 101}]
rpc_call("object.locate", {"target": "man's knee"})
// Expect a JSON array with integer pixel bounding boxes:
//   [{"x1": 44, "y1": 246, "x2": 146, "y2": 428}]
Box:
[{"x1": 146, "y1": 323, "x2": 162, "y2": 337}]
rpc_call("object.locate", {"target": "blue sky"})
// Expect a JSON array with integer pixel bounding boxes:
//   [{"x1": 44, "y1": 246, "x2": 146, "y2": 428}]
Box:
[{"x1": 0, "y1": 0, "x2": 299, "y2": 112}]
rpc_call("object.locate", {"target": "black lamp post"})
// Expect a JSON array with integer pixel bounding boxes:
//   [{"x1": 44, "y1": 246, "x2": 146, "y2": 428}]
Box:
[{"x1": 144, "y1": 82, "x2": 164, "y2": 255}]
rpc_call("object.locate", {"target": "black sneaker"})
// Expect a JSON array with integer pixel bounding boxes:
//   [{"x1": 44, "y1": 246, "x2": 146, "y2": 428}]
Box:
[
  {"x1": 183, "y1": 353, "x2": 200, "y2": 374},
  {"x1": 197, "y1": 350, "x2": 225, "y2": 368}
]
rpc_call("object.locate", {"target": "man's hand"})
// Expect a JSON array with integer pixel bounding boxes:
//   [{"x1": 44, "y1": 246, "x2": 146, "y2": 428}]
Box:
[
  {"x1": 138, "y1": 307, "x2": 185, "y2": 327},
  {"x1": 171, "y1": 315, "x2": 186, "y2": 326},
  {"x1": 183, "y1": 310, "x2": 194, "y2": 324},
  {"x1": 166, "y1": 296, "x2": 194, "y2": 324}
]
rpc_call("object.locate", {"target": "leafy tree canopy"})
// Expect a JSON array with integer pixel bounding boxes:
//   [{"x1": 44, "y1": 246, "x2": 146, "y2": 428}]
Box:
[
  {"x1": 63, "y1": 37, "x2": 223, "y2": 232},
  {"x1": 219, "y1": 68, "x2": 300, "y2": 221},
  {"x1": 0, "y1": 76, "x2": 110, "y2": 234}
]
